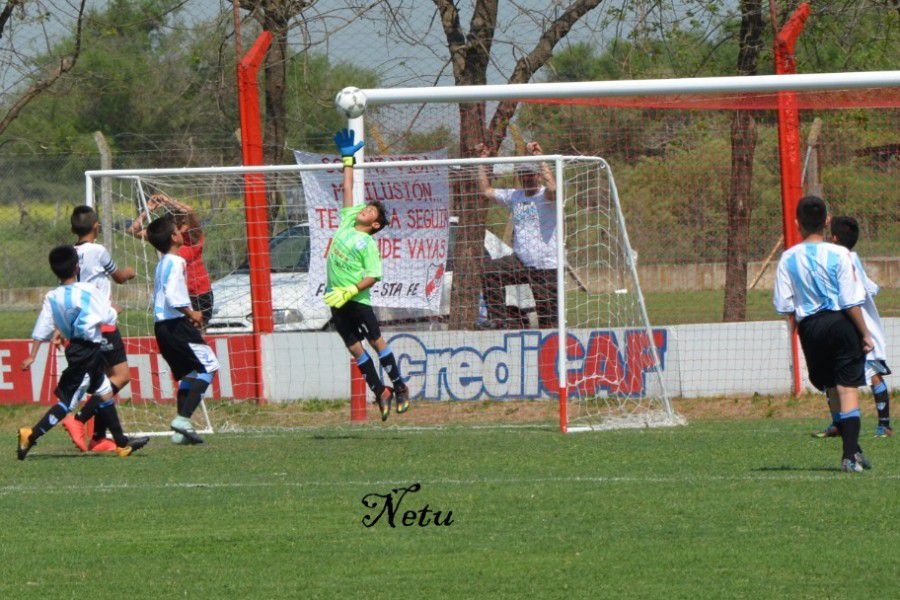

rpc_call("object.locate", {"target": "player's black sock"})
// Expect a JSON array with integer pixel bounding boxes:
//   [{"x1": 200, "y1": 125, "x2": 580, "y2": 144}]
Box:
[
  {"x1": 97, "y1": 400, "x2": 128, "y2": 447},
  {"x1": 356, "y1": 352, "x2": 385, "y2": 397},
  {"x1": 378, "y1": 347, "x2": 404, "y2": 387},
  {"x1": 178, "y1": 372, "x2": 212, "y2": 418},
  {"x1": 873, "y1": 380, "x2": 890, "y2": 427},
  {"x1": 29, "y1": 402, "x2": 70, "y2": 443},
  {"x1": 176, "y1": 385, "x2": 189, "y2": 415},
  {"x1": 75, "y1": 395, "x2": 102, "y2": 424},
  {"x1": 838, "y1": 409, "x2": 862, "y2": 461}
]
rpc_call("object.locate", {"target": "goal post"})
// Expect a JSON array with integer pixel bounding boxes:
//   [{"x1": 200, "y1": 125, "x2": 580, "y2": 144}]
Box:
[{"x1": 84, "y1": 154, "x2": 676, "y2": 434}]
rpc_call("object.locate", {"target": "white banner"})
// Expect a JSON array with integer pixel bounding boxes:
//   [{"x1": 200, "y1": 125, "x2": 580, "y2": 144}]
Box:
[{"x1": 294, "y1": 149, "x2": 450, "y2": 310}]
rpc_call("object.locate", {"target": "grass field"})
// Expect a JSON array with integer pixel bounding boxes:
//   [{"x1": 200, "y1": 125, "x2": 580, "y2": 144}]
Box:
[{"x1": 3, "y1": 402, "x2": 899, "y2": 599}]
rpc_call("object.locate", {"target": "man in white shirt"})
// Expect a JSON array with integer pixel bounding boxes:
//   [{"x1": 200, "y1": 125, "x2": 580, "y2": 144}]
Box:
[{"x1": 476, "y1": 141, "x2": 558, "y2": 329}]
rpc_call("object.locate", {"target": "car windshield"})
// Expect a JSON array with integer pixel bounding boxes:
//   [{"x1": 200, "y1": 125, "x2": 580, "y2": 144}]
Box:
[{"x1": 235, "y1": 225, "x2": 311, "y2": 273}]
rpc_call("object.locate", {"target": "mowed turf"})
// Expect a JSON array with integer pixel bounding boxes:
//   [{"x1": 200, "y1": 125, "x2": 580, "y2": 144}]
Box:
[{"x1": 2, "y1": 418, "x2": 898, "y2": 599}]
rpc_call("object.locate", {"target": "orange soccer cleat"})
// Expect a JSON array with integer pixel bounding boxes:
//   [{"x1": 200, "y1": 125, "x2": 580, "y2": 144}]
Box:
[
  {"x1": 62, "y1": 414, "x2": 88, "y2": 452},
  {"x1": 88, "y1": 437, "x2": 117, "y2": 453}
]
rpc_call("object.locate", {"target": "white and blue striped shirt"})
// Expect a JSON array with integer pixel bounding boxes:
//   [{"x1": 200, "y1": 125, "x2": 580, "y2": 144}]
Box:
[
  {"x1": 773, "y1": 241, "x2": 865, "y2": 321},
  {"x1": 153, "y1": 254, "x2": 191, "y2": 322},
  {"x1": 32, "y1": 282, "x2": 117, "y2": 344},
  {"x1": 75, "y1": 241, "x2": 117, "y2": 302},
  {"x1": 851, "y1": 252, "x2": 887, "y2": 361}
]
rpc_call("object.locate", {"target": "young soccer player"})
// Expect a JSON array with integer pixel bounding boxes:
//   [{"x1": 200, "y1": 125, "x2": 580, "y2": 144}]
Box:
[
  {"x1": 773, "y1": 196, "x2": 874, "y2": 473},
  {"x1": 324, "y1": 128, "x2": 409, "y2": 421},
  {"x1": 61, "y1": 206, "x2": 137, "y2": 453},
  {"x1": 146, "y1": 215, "x2": 219, "y2": 444},
  {"x1": 17, "y1": 246, "x2": 149, "y2": 459},
  {"x1": 129, "y1": 194, "x2": 213, "y2": 326},
  {"x1": 812, "y1": 216, "x2": 892, "y2": 438}
]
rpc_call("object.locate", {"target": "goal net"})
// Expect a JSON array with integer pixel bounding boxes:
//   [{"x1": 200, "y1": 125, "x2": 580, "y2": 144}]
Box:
[{"x1": 87, "y1": 155, "x2": 676, "y2": 434}]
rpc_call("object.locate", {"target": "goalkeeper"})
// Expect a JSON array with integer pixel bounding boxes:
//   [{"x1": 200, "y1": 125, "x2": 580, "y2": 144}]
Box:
[{"x1": 323, "y1": 128, "x2": 409, "y2": 421}]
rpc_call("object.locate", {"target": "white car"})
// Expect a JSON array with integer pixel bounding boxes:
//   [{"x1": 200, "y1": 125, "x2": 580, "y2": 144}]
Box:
[{"x1": 207, "y1": 222, "x2": 535, "y2": 333}]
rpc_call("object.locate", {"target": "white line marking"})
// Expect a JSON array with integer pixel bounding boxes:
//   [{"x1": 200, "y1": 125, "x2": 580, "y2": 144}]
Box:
[{"x1": 2, "y1": 473, "x2": 897, "y2": 495}]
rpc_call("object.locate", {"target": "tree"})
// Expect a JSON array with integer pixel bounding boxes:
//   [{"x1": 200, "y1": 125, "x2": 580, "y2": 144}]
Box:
[
  {"x1": 432, "y1": 0, "x2": 605, "y2": 328},
  {"x1": 722, "y1": 0, "x2": 764, "y2": 322},
  {"x1": 0, "y1": 0, "x2": 87, "y2": 137}
]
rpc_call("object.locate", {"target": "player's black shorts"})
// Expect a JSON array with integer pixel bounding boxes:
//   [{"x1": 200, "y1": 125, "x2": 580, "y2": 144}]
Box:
[
  {"x1": 154, "y1": 317, "x2": 219, "y2": 381},
  {"x1": 99, "y1": 326, "x2": 128, "y2": 369},
  {"x1": 797, "y1": 310, "x2": 866, "y2": 391},
  {"x1": 330, "y1": 301, "x2": 382, "y2": 347},
  {"x1": 57, "y1": 339, "x2": 111, "y2": 411},
  {"x1": 191, "y1": 291, "x2": 214, "y2": 324}
]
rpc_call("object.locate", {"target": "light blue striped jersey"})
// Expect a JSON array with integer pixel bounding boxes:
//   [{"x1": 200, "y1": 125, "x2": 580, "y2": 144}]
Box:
[
  {"x1": 850, "y1": 252, "x2": 886, "y2": 361},
  {"x1": 32, "y1": 282, "x2": 117, "y2": 344},
  {"x1": 773, "y1": 241, "x2": 865, "y2": 321},
  {"x1": 153, "y1": 253, "x2": 191, "y2": 322}
]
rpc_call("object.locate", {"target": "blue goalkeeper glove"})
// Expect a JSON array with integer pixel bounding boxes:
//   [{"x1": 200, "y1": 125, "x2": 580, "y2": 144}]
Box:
[
  {"x1": 334, "y1": 128, "x2": 364, "y2": 167},
  {"x1": 324, "y1": 284, "x2": 359, "y2": 308}
]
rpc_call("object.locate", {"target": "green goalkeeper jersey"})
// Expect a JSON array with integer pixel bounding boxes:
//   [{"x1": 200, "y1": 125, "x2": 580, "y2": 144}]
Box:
[{"x1": 326, "y1": 205, "x2": 382, "y2": 305}]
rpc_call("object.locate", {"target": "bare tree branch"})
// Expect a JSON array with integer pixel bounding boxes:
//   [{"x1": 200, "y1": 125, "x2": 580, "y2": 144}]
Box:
[{"x1": 0, "y1": 0, "x2": 86, "y2": 136}]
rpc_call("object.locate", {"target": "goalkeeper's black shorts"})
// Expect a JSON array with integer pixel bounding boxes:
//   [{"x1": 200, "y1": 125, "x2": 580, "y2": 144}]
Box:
[{"x1": 330, "y1": 301, "x2": 382, "y2": 347}]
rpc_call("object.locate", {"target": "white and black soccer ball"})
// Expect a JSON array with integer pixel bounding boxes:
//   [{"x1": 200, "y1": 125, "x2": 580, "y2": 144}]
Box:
[{"x1": 334, "y1": 87, "x2": 367, "y2": 119}]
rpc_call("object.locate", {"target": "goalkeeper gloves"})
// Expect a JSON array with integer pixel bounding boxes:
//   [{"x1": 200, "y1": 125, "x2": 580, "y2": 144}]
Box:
[
  {"x1": 324, "y1": 284, "x2": 359, "y2": 308},
  {"x1": 334, "y1": 128, "x2": 364, "y2": 167}
]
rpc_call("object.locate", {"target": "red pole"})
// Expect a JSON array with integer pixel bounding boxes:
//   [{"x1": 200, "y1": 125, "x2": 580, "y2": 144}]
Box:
[
  {"x1": 774, "y1": 3, "x2": 810, "y2": 395},
  {"x1": 238, "y1": 32, "x2": 274, "y2": 403},
  {"x1": 350, "y1": 361, "x2": 367, "y2": 422}
]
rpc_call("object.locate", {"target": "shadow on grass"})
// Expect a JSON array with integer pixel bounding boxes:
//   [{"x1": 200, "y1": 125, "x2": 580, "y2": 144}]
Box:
[
  {"x1": 753, "y1": 465, "x2": 841, "y2": 473},
  {"x1": 312, "y1": 433, "x2": 405, "y2": 441}
]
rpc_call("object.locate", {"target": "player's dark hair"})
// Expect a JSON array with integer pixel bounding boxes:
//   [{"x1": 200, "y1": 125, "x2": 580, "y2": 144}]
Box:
[
  {"x1": 71, "y1": 205, "x2": 98, "y2": 236},
  {"x1": 49, "y1": 245, "x2": 79, "y2": 280},
  {"x1": 147, "y1": 215, "x2": 176, "y2": 253},
  {"x1": 796, "y1": 195, "x2": 827, "y2": 234},
  {"x1": 369, "y1": 200, "x2": 389, "y2": 235},
  {"x1": 830, "y1": 215, "x2": 860, "y2": 250}
]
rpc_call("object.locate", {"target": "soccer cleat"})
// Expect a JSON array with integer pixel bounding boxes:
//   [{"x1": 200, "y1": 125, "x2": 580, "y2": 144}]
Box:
[
  {"x1": 854, "y1": 451, "x2": 873, "y2": 470},
  {"x1": 874, "y1": 425, "x2": 893, "y2": 438},
  {"x1": 375, "y1": 387, "x2": 393, "y2": 422},
  {"x1": 841, "y1": 459, "x2": 864, "y2": 473},
  {"x1": 394, "y1": 383, "x2": 410, "y2": 414},
  {"x1": 170, "y1": 416, "x2": 205, "y2": 445},
  {"x1": 115, "y1": 436, "x2": 150, "y2": 457},
  {"x1": 812, "y1": 424, "x2": 840, "y2": 439},
  {"x1": 88, "y1": 437, "x2": 117, "y2": 453},
  {"x1": 16, "y1": 427, "x2": 34, "y2": 461},
  {"x1": 62, "y1": 414, "x2": 88, "y2": 452}
]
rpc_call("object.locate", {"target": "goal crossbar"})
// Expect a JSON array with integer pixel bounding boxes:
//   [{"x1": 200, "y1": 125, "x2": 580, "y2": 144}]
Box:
[{"x1": 359, "y1": 71, "x2": 900, "y2": 105}]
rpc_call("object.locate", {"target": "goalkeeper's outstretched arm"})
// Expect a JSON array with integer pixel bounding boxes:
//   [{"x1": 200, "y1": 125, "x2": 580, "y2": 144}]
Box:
[
  {"x1": 341, "y1": 160, "x2": 354, "y2": 209},
  {"x1": 527, "y1": 141, "x2": 556, "y2": 198},
  {"x1": 333, "y1": 128, "x2": 364, "y2": 209}
]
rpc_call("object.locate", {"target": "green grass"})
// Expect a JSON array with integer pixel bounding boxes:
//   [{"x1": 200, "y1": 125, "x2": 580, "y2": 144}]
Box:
[{"x1": 2, "y1": 416, "x2": 899, "y2": 598}]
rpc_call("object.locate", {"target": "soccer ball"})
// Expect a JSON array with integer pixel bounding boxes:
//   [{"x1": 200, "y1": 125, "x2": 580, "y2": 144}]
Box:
[{"x1": 335, "y1": 87, "x2": 367, "y2": 119}]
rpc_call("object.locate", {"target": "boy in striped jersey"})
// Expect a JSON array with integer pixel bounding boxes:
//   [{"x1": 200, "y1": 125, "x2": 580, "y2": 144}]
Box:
[
  {"x1": 813, "y1": 216, "x2": 892, "y2": 438},
  {"x1": 773, "y1": 196, "x2": 874, "y2": 473},
  {"x1": 146, "y1": 215, "x2": 219, "y2": 444},
  {"x1": 62, "y1": 206, "x2": 136, "y2": 453},
  {"x1": 17, "y1": 246, "x2": 149, "y2": 459}
]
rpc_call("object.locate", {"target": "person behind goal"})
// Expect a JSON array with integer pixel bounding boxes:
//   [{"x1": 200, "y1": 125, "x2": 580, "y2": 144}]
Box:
[
  {"x1": 60, "y1": 206, "x2": 137, "y2": 453},
  {"x1": 476, "y1": 141, "x2": 558, "y2": 329},
  {"x1": 146, "y1": 215, "x2": 220, "y2": 444},
  {"x1": 323, "y1": 128, "x2": 409, "y2": 421},
  {"x1": 813, "y1": 216, "x2": 892, "y2": 439},
  {"x1": 17, "y1": 246, "x2": 149, "y2": 459},
  {"x1": 773, "y1": 196, "x2": 874, "y2": 473},
  {"x1": 129, "y1": 194, "x2": 214, "y2": 327}
]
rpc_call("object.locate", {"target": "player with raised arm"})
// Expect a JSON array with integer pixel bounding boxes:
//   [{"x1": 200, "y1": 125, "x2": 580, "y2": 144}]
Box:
[
  {"x1": 812, "y1": 216, "x2": 892, "y2": 439},
  {"x1": 17, "y1": 246, "x2": 149, "y2": 459},
  {"x1": 773, "y1": 197, "x2": 874, "y2": 473},
  {"x1": 324, "y1": 128, "x2": 409, "y2": 421},
  {"x1": 129, "y1": 194, "x2": 214, "y2": 327},
  {"x1": 146, "y1": 215, "x2": 220, "y2": 444},
  {"x1": 60, "y1": 206, "x2": 137, "y2": 453},
  {"x1": 476, "y1": 141, "x2": 558, "y2": 329}
]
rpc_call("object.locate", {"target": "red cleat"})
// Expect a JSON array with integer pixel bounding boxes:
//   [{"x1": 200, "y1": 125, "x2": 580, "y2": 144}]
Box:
[
  {"x1": 62, "y1": 415, "x2": 88, "y2": 452},
  {"x1": 88, "y1": 438, "x2": 117, "y2": 453}
]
